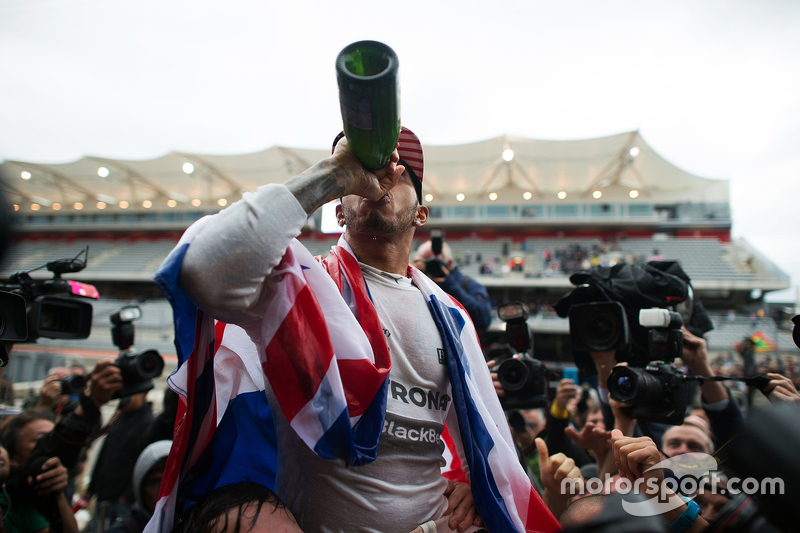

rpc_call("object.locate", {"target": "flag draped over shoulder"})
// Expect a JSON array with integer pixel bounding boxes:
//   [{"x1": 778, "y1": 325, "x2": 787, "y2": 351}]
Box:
[
  {"x1": 408, "y1": 269, "x2": 560, "y2": 533},
  {"x1": 149, "y1": 222, "x2": 559, "y2": 533}
]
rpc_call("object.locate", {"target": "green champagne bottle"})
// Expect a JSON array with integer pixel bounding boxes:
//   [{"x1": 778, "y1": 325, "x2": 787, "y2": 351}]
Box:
[{"x1": 336, "y1": 40, "x2": 401, "y2": 175}]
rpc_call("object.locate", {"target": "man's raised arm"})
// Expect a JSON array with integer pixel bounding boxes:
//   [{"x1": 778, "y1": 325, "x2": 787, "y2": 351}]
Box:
[{"x1": 178, "y1": 140, "x2": 403, "y2": 323}]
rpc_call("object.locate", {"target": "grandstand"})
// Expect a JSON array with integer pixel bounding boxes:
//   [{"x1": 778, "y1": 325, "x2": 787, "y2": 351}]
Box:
[{"x1": 1, "y1": 130, "x2": 795, "y2": 380}]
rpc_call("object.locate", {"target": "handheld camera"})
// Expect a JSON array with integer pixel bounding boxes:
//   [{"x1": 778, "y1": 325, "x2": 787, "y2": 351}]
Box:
[
  {"x1": 424, "y1": 229, "x2": 447, "y2": 278},
  {"x1": 492, "y1": 301, "x2": 549, "y2": 410},
  {"x1": 110, "y1": 305, "x2": 165, "y2": 398},
  {"x1": 602, "y1": 308, "x2": 688, "y2": 424}
]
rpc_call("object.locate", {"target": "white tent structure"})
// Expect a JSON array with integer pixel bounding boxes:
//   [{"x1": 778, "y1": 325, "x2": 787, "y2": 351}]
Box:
[{"x1": 2, "y1": 131, "x2": 727, "y2": 215}]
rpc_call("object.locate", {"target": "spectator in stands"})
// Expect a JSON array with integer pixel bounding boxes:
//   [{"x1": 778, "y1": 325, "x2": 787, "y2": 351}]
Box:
[
  {"x1": 87, "y1": 391, "x2": 154, "y2": 532},
  {"x1": 175, "y1": 482, "x2": 303, "y2": 533},
  {"x1": 106, "y1": 440, "x2": 172, "y2": 533},
  {"x1": 412, "y1": 240, "x2": 493, "y2": 332}
]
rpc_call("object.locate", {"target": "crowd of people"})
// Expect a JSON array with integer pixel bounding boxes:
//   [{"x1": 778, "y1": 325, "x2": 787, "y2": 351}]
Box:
[
  {"x1": 0, "y1": 352, "x2": 178, "y2": 533},
  {"x1": 0, "y1": 128, "x2": 798, "y2": 533},
  {"x1": 710, "y1": 351, "x2": 800, "y2": 390},
  {"x1": 455, "y1": 242, "x2": 659, "y2": 279}
]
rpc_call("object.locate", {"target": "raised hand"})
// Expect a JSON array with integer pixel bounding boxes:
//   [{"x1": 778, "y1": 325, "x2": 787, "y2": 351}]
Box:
[
  {"x1": 85, "y1": 361, "x2": 123, "y2": 407},
  {"x1": 332, "y1": 137, "x2": 406, "y2": 201},
  {"x1": 763, "y1": 373, "x2": 800, "y2": 403},
  {"x1": 565, "y1": 421, "x2": 612, "y2": 453},
  {"x1": 536, "y1": 438, "x2": 584, "y2": 519},
  {"x1": 554, "y1": 378, "x2": 580, "y2": 410},
  {"x1": 31, "y1": 457, "x2": 69, "y2": 495}
]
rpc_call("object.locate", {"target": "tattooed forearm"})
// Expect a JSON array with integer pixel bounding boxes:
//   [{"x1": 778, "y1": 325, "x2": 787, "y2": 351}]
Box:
[{"x1": 284, "y1": 157, "x2": 352, "y2": 215}]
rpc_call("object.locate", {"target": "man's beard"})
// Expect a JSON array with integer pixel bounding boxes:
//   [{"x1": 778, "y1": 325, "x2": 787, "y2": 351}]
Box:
[{"x1": 343, "y1": 201, "x2": 418, "y2": 235}]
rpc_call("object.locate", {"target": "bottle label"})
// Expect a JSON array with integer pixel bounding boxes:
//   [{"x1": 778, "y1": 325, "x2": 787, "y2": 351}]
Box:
[{"x1": 340, "y1": 91, "x2": 373, "y2": 131}]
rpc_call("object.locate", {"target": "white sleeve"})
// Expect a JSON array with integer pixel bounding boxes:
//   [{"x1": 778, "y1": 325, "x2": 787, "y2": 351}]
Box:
[{"x1": 179, "y1": 183, "x2": 309, "y2": 324}]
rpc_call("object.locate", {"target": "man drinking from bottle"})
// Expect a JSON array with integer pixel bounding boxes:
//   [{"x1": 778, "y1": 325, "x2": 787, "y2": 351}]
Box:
[{"x1": 155, "y1": 127, "x2": 559, "y2": 533}]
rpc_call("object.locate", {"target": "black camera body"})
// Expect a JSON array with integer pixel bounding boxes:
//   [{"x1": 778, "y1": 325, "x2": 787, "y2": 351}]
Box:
[
  {"x1": 494, "y1": 355, "x2": 549, "y2": 410},
  {"x1": 60, "y1": 374, "x2": 86, "y2": 396},
  {"x1": 0, "y1": 247, "x2": 96, "y2": 348},
  {"x1": 424, "y1": 258, "x2": 447, "y2": 278},
  {"x1": 113, "y1": 349, "x2": 164, "y2": 398},
  {"x1": 110, "y1": 305, "x2": 165, "y2": 398},
  {"x1": 494, "y1": 301, "x2": 550, "y2": 410},
  {"x1": 424, "y1": 229, "x2": 448, "y2": 278},
  {"x1": 607, "y1": 361, "x2": 690, "y2": 425}
]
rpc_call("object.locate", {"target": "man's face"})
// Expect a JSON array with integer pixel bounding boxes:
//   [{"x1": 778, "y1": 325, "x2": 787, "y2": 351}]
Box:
[
  {"x1": 212, "y1": 502, "x2": 304, "y2": 533},
  {"x1": 11, "y1": 419, "x2": 55, "y2": 465},
  {"x1": 662, "y1": 425, "x2": 711, "y2": 457},
  {"x1": 586, "y1": 409, "x2": 605, "y2": 430},
  {"x1": 695, "y1": 488, "x2": 729, "y2": 521},
  {"x1": 142, "y1": 460, "x2": 166, "y2": 514},
  {"x1": 339, "y1": 170, "x2": 421, "y2": 236}
]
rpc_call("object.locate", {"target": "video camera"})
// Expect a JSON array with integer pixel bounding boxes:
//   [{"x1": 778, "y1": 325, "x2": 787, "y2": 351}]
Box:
[
  {"x1": 492, "y1": 301, "x2": 549, "y2": 410},
  {"x1": 110, "y1": 304, "x2": 164, "y2": 398},
  {"x1": 0, "y1": 247, "x2": 98, "y2": 356},
  {"x1": 554, "y1": 261, "x2": 712, "y2": 372}
]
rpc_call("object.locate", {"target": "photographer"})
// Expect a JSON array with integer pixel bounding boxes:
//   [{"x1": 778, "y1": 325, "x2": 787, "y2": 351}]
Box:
[
  {"x1": 412, "y1": 240, "x2": 492, "y2": 332},
  {"x1": 588, "y1": 326, "x2": 743, "y2": 454},
  {"x1": 22, "y1": 365, "x2": 86, "y2": 418},
  {"x1": 86, "y1": 391, "x2": 154, "y2": 533},
  {"x1": 1, "y1": 410, "x2": 76, "y2": 533},
  {"x1": 0, "y1": 361, "x2": 121, "y2": 533}
]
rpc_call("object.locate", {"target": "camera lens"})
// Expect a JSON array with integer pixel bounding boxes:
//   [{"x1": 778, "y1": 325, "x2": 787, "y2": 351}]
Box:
[
  {"x1": 616, "y1": 375, "x2": 634, "y2": 396},
  {"x1": 577, "y1": 307, "x2": 620, "y2": 351},
  {"x1": 136, "y1": 350, "x2": 165, "y2": 379},
  {"x1": 609, "y1": 366, "x2": 663, "y2": 405},
  {"x1": 497, "y1": 359, "x2": 530, "y2": 392}
]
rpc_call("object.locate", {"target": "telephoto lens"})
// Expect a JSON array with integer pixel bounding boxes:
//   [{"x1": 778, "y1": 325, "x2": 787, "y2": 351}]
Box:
[{"x1": 607, "y1": 366, "x2": 663, "y2": 405}]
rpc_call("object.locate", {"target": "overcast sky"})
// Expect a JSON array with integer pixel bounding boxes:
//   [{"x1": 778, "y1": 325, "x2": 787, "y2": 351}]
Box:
[{"x1": 2, "y1": 0, "x2": 799, "y2": 302}]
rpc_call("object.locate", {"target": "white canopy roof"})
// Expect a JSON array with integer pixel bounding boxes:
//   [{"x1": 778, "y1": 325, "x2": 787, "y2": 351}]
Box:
[{"x1": 1, "y1": 131, "x2": 727, "y2": 212}]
